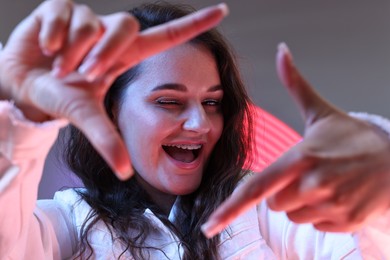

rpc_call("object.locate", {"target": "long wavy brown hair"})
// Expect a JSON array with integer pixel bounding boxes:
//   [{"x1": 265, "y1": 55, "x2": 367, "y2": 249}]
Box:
[{"x1": 65, "y1": 2, "x2": 254, "y2": 259}]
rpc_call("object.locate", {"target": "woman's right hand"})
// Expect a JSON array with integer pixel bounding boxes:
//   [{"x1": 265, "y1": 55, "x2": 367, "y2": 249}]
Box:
[
  {"x1": 202, "y1": 43, "x2": 390, "y2": 238},
  {"x1": 0, "y1": 0, "x2": 228, "y2": 180}
]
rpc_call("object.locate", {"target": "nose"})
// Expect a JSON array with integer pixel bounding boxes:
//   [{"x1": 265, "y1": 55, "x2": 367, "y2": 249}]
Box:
[{"x1": 182, "y1": 105, "x2": 211, "y2": 134}]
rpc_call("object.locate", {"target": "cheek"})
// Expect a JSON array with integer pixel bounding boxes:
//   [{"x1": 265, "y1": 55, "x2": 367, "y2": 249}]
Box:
[
  {"x1": 119, "y1": 114, "x2": 157, "y2": 154},
  {"x1": 118, "y1": 103, "x2": 159, "y2": 141},
  {"x1": 120, "y1": 122, "x2": 157, "y2": 174},
  {"x1": 117, "y1": 108, "x2": 174, "y2": 166},
  {"x1": 211, "y1": 114, "x2": 224, "y2": 142}
]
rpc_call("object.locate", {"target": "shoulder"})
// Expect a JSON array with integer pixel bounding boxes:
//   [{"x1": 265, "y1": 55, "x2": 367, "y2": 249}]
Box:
[
  {"x1": 51, "y1": 188, "x2": 98, "y2": 229},
  {"x1": 39, "y1": 188, "x2": 128, "y2": 257},
  {"x1": 53, "y1": 188, "x2": 89, "y2": 211},
  {"x1": 38, "y1": 188, "x2": 91, "y2": 227},
  {"x1": 35, "y1": 188, "x2": 87, "y2": 258}
]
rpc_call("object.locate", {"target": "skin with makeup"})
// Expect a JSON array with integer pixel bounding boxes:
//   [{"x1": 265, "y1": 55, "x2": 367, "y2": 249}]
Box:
[
  {"x1": 0, "y1": 0, "x2": 390, "y2": 259},
  {"x1": 117, "y1": 44, "x2": 224, "y2": 216}
]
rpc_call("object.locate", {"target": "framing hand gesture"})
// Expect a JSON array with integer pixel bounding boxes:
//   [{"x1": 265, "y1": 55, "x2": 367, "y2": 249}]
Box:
[
  {"x1": 203, "y1": 43, "x2": 390, "y2": 238},
  {"x1": 0, "y1": 0, "x2": 228, "y2": 180}
]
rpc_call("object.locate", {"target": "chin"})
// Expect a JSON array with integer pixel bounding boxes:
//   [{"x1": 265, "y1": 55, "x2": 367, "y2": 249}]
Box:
[{"x1": 170, "y1": 182, "x2": 201, "y2": 196}]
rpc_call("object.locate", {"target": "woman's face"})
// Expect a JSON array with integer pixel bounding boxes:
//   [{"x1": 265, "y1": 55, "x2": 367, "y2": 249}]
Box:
[{"x1": 117, "y1": 44, "x2": 223, "y2": 199}]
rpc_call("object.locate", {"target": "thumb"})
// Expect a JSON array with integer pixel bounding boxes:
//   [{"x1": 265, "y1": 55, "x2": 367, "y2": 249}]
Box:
[
  {"x1": 30, "y1": 75, "x2": 133, "y2": 181},
  {"x1": 68, "y1": 101, "x2": 133, "y2": 181},
  {"x1": 201, "y1": 145, "x2": 309, "y2": 238},
  {"x1": 276, "y1": 43, "x2": 338, "y2": 128}
]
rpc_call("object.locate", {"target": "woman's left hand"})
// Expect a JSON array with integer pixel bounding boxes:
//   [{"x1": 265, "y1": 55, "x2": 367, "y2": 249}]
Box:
[
  {"x1": 0, "y1": 0, "x2": 228, "y2": 180},
  {"x1": 202, "y1": 43, "x2": 390, "y2": 238}
]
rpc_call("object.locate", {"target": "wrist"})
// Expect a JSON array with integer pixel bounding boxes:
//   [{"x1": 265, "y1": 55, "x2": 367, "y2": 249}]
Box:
[{"x1": 0, "y1": 47, "x2": 50, "y2": 122}]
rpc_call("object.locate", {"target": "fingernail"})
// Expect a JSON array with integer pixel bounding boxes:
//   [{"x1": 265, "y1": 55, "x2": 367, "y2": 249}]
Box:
[
  {"x1": 278, "y1": 42, "x2": 293, "y2": 61},
  {"x1": 78, "y1": 58, "x2": 100, "y2": 82},
  {"x1": 201, "y1": 219, "x2": 222, "y2": 239},
  {"x1": 217, "y1": 3, "x2": 229, "y2": 16}
]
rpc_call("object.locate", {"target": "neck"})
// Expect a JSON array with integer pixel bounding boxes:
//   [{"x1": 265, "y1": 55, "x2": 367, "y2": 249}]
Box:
[{"x1": 135, "y1": 175, "x2": 176, "y2": 216}]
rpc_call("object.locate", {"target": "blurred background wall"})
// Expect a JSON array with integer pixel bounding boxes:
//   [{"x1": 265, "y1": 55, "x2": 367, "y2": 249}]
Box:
[{"x1": 1, "y1": 0, "x2": 389, "y2": 199}]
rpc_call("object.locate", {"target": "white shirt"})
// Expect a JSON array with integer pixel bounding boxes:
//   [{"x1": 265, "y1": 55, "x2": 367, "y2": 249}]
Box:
[{"x1": 1, "y1": 101, "x2": 389, "y2": 259}]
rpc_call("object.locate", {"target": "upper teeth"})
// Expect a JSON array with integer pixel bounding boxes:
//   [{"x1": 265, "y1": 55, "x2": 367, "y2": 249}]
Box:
[{"x1": 164, "y1": 144, "x2": 202, "y2": 150}]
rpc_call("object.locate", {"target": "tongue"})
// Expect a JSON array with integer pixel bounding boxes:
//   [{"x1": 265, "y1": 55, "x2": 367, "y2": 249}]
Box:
[{"x1": 164, "y1": 146, "x2": 195, "y2": 163}]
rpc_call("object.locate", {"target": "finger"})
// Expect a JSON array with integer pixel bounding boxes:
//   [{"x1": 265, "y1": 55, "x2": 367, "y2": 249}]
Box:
[
  {"x1": 201, "y1": 146, "x2": 310, "y2": 238},
  {"x1": 267, "y1": 179, "x2": 305, "y2": 211},
  {"x1": 314, "y1": 220, "x2": 363, "y2": 233},
  {"x1": 106, "y1": 3, "x2": 229, "y2": 77},
  {"x1": 307, "y1": 192, "x2": 384, "y2": 232},
  {"x1": 267, "y1": 176, "x2": 330, "y2": 212},
  {"x1": 65, "y1": 99, "x2": 133, "y2": 180},
  {"x1": 287, "y1": 192, "x2": 373, "y2": 226},
  {"x1": 30, "y1": 75, "x2": 133, "y2": 180},
  {"x1": 276, "y1": 43, "x2": 338, "y2": 127},
  {"x1": 268, "y1": 165, "x2": 340, "y2": 212},
  {"x1": 286, "y1": 191, "x2": 355, "y2": 225},
  {"x1": 286, "y1": 196, "x2": 355, "y2": 226},
  {"x1": 77, "y1": 12, "x2": 140, "y2": 82},
  {"x1": 35, "y1": 0, "x2": 73, "y2": 56},
  {"x1": 287, "y1": 205, "x2": 335, "y2": 224},
  {"x1": 52, "y1": 4, "x2": 103, "y2": 77},
  {"x1": 137, "y1": 3, "x2": 228, "y2": 54}
]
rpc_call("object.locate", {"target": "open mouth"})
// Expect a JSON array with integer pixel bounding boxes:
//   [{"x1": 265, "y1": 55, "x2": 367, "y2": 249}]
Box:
[{"x1": 162, "y1": 144, "x2": 202, "y2": 163}]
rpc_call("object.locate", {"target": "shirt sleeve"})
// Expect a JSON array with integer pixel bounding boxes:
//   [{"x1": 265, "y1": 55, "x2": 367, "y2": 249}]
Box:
[
  {"x1": 347, "y1": 112, "x2": 390, "y2": 258},
  {"x1": 353, "y1": 210, "x2": 390, "y2": 259},
  {"x1": 257, "y1": 201, "x2": 360, "y2": 260},
  {"x1": 0, "y1": 100, "x2": 69, "y2": 259}
]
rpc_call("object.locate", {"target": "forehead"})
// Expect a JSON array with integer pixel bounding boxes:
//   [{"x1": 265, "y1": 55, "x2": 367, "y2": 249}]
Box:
[{"x1": 127, "y1": 43, "x2": 221, "y2": 94}]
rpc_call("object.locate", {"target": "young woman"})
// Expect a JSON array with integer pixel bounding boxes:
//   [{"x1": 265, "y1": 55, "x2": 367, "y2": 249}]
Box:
[
  {"x1": 0, "y1": 1, "x2": 389, "y2": 259},
  {"x1": 61, "y1": 3, "x2": 254, "y2": 258}
]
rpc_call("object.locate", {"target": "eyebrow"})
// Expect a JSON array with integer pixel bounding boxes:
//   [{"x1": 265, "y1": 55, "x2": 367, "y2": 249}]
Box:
[{"x1": 151, "y1": 83, "x2": 222, "y2": 92}]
